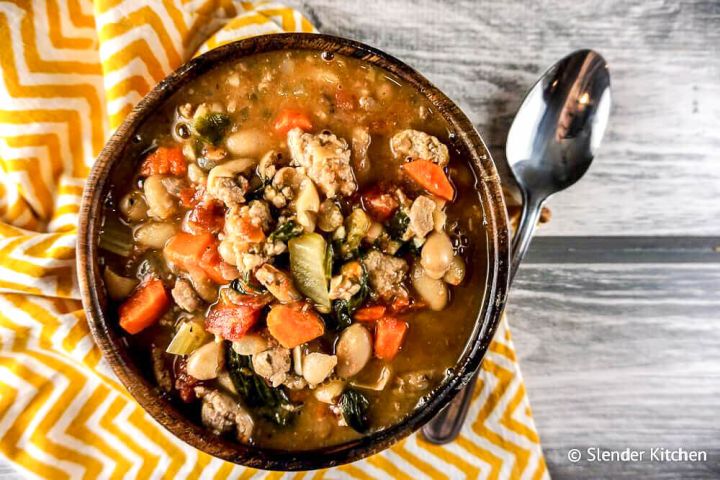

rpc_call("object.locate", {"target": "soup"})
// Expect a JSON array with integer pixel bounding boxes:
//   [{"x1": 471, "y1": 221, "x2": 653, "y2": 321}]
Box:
[{"x1": 99, "y1": 49, "x2": 486, "y2": 450}]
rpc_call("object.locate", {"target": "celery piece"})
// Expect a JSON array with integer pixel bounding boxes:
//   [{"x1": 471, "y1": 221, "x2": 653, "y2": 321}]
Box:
[
  {"x1": 289, "y1": 233, "x2": 331, "y2": 311},
  {"x1": 166, "y1": 320, "x2": 210, "y2": 355}
]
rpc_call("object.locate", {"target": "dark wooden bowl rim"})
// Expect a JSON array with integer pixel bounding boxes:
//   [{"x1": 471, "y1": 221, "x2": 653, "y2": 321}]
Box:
[{"x1": 77, "y1": 33, "x2": 510, "y2": 471}]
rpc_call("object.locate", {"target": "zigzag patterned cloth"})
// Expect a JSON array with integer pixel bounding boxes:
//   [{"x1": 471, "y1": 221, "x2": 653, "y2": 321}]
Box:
[{"x1": 0, "y1": 1, "x2": 548, "y2": 478}]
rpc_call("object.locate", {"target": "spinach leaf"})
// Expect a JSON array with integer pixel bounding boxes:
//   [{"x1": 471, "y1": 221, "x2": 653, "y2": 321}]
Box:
[
  {"x1": 194, "y1": 112, "x2": 231, "y2": 145},
  {"x1": 269, "y1": 220, "x2": 304, "y2": 243},
  {"x1": 387, "y1": 210, "x2": 410, "y2": 240},
  {"x1": 339, "y1": 389, "x2": 370, "y2": 433},
  {"x1": 230, "y1": 271, "x2": 266, "y2": 295},
  {"x1": 225, "y1": 345, "x2": 299, "y2": 426},
  {"x1": 330, "y1": 263, "x2": 368, "y2": 330}
]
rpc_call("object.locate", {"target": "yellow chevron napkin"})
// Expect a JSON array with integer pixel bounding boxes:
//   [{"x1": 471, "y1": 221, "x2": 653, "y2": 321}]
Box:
[{"x1": 0, "y1": 1, "x2": 547, "y2": 478}]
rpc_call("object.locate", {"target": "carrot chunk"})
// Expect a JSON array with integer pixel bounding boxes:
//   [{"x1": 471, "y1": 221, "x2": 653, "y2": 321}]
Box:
[
  {"x1": 118, "y1": 279, "x2": 170, "y2": 334},
  {"x1": 273, "y1": 109, "x2": 312, "y2": 134},
  {"x1": 353, "y1": 305, "x2": 387, "y2": 322},
  {"x1": 266, "y1": 303, "x2": 325, "y2": 348},
  {"x1": 374, "y1": 317, "x2": 408, "y2": 360},
  {"x1": 205, "y1": 302, "x2": 263, "y2": 341},
  {"x1": 140, "y1": 146, "x2": 187, "y2": 176},
  {"x1": 164, "y1": 232, "x2": 215, "y2": 272},
  {"x1": 400, "y1": 160, "x2": 455, "y2": 201}
]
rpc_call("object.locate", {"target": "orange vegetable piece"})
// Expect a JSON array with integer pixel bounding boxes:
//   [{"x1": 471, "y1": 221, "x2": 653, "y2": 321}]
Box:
[
  {"x1": 205, "y1": 302, "x2": 263, "y2": 341},
  {"x1": 186, "y1": 200, "x2": 225, "y2": 235},
  {"x1": 199, "y1": 244, "x2": 236, "y2": 285},
  {"x1": 164, "y1": 232, "x2": 215, "y2": 272},
  {"x1": 140, "y1": 146, "x2": 187, "y2": 176},
  {"x1": 374, "y1": 317, "x2": 408, "y2": 361},
  {"x1": 179, "y1": 187, "x2": 197, "y2": 208},
  {"x1": 118, "y1": 279, "x2": 170, "y2": 334},
  {"x1": 273, "y1": 109, "x2": 312, "y2": 134},
  {"x1": 266, "y1": 303, "x2": 325, "y2": 348},
  {"x1": 400, "y1": 160, "x2": 455, "y2": 201},
  {"x1": 353, "y1": 305, "x2": 387, "y2": 322}
]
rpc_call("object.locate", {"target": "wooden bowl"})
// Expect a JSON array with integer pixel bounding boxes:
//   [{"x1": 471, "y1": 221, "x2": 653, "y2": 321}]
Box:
[{"x1": 77, "y1": 33, "x2": 510, "y2": 470}]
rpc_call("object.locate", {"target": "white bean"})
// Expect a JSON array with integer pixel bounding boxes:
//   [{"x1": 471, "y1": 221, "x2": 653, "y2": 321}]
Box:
[
  {"x1": 420, "y1": 231, "x2": 454, "y2": 276},
  {"x1": 133, "y1": 222, "x2": 177, "y2": 249},
  {"x1": 444, "y1": 255, "x2": 466, "y2": 286},
  {"x1": 206, "y1": 158, "x2": 256, "y2": 187},
  {"x1": 225, "y1": 129, "x2": 272, "y2": 157},
  {"x1": 335, "y1": 323, "x2": 372, "y2": 378},
  {"x1": 411, "y1": 264, "x2": 448, "y2": 311},
  {"x1": 186, "y1": 341, "x2": 223, "y2": 380},
  {"x1": 187, "y1": 163, "x2": 207, "y2": 184},
  {"x1": 295, "y1": 178, "x2": 320, "y2": 232},
  {"x1": 314, "y1": 380, "x2": 345, "y2": 404},
  {"x1": 119, "y1": 190, "x2": 148, "y2": 222},
  {"x1": 143, "y1": 175, "x2": 176, "y2": 220},
  {"x1": 302, "y1": 353, "x2": 337, "y2": 385},
  {"x1": 232, "y1": 334, "x2": 269, "y2": 356}
]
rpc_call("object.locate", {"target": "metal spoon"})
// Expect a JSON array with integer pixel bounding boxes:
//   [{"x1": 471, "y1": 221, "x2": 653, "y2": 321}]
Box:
[{"x1": 422, "y1": 49, "x2": 611, "y2": 444}]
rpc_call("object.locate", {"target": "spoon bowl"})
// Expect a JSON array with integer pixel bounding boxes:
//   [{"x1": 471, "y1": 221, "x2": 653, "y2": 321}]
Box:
[{"x1": 507, "y1": 49, "x2": 611, "y2": 198}]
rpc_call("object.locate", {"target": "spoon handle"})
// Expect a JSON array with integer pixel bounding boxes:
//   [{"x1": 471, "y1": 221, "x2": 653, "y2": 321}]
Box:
[{"x1": 421, "y1": 191, "x2": 544, "y2": 445}]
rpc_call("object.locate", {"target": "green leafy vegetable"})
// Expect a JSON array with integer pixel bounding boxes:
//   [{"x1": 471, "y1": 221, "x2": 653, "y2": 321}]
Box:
[
  {"x1": 289, "y1": 233, "x2": 331, "y2": 312},
  {"x1": 269, "y1": 220, "x2": 304, "y2": 243},
  {"x1": 331, "y1": 263, "x2": 368, "y2": 330},
  {"x1": 339, "y1": 389, "x2": 370, "y2": 433},
  {"x1": 225, "y1": 345, "x2": 299, "y2": 426},
  {"x1": 340, "y1": 208, "x2": 371, "y2": 259},
  {"x1": 387, "y1": 210, "x2": 410, "y2": 240},
  {"x1": 230, "y1": 271, "x2": 266, "y2": 295},
  {"x1": 193, "y1": 112, "x2": 231, "y2": 145}
]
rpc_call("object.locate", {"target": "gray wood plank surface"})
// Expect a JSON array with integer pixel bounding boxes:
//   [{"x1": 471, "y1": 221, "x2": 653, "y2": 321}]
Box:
[
  {"x1": 287, "y1": 0, "x2": 720, "y2": 236},
  {"x1": 509, "y1": 262, "x2": 720, "y2": 478}
]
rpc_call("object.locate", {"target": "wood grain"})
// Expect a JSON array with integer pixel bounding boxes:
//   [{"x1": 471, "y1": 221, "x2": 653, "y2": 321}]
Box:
[
  {"x1": 509, "y1": 262, "x2": 720, "y2": 478},
  {"x1": 287, "y1": 0, "x2": 720, "y2": 235}
]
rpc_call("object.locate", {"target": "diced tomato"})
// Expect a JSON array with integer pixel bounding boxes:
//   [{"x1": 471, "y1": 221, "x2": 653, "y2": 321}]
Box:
[
  {"x1": 118, "y1": 279, "x2": 170, "y2": 334},
  {"x1": 354, "y1": 305, "x2": 387, "y2": 322},
  {"x1": 273, "y1": 109, "x2": 312, "y2": 134},
  {"x1": 205, "y1": 302, "x2": 263, "y2": 341},
  {"x1": 140, "y1": 146, "x2": 187, "y2": 176},
  {"x1": 362, "y1": 188, "x2": 399, "y2": 222},
  {"x1": 334, "y1": 90, "x2": 356, "y2": 110},
  {"x1": 374, "y1": 317, "x2": 408, "y2": 361},
  {"x1": 186, "y1": 200, "x2": 225, "y2": 235},
  {"x1": 266, "y1": 302, "x2": 325, "y2": 348},
  {"x1": 179, "y1": 187, "x2": 204, "y2": 208},
  {"x1": 400, "y1": 160, "x2": 455, "y2": 201}
]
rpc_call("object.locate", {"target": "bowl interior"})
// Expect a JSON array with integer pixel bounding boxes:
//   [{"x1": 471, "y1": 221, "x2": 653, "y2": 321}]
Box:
[{"x1": 77, "y1": 33, "x2": 510, "y2": 470}]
